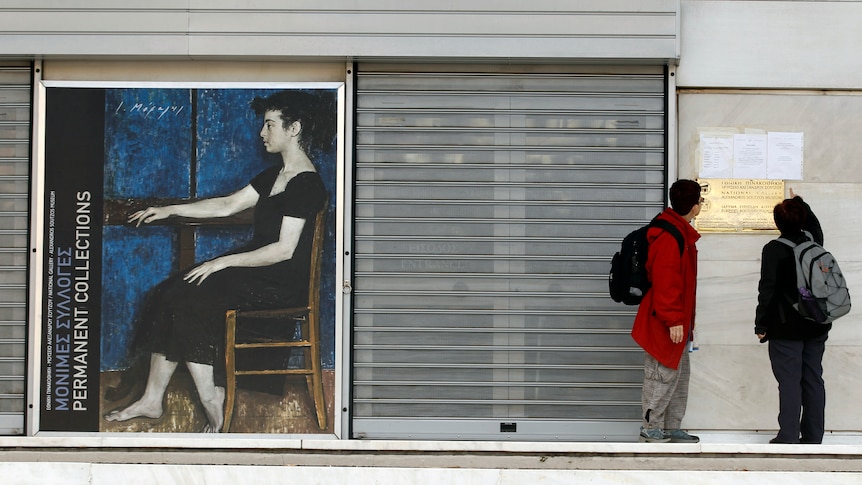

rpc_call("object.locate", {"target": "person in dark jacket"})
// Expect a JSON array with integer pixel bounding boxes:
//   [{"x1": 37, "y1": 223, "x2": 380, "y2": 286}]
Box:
[
  {"x1": 755, "y1": 189, "x2": 829, "y2": 444},
  {"x1": 632, "y1": 179, "x2": 702, "y2": 443}
]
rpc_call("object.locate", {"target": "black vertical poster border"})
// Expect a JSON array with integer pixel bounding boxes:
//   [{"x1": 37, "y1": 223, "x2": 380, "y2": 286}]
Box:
[{"x1": 40, "y1": 88, "x2": 104, "y2": 431}]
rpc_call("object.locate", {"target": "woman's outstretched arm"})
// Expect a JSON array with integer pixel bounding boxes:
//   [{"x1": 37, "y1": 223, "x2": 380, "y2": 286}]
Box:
[{"x1": 128, "y1": 184, "x2": 259, "y2": 227}]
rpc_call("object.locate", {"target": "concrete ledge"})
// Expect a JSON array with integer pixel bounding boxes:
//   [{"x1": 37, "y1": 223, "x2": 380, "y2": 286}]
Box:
[
  {"x1": 0, "y1": 432, "x2": 860, "y2": 473},
  {"x1": 0, "y1": 464, "x2": 860, "y2": 485}
]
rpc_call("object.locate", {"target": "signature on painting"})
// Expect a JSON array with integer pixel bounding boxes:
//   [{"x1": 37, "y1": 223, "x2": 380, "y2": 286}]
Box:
[{"x1": 114, "y1": 101, "x2": 185, "y2": 120}]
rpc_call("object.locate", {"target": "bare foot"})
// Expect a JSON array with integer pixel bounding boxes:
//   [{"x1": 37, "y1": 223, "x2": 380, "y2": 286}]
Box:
[
  {"x1": 199, "y1": 386, "x2": 225, "y2": 432},
  {"x1": 104, "y1": 398, "x2": 163, "y2": 422}
]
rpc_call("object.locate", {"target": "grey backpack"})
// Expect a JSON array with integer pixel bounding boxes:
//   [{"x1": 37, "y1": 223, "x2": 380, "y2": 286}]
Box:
[{"x1": 778, "y1": 232, "x2": 851, "y2": 324}]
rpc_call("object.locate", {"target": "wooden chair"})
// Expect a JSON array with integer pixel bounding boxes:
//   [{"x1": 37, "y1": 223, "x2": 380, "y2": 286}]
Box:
[{"x1": 222, "y1": 205, "x2": 327, "y2": 432}]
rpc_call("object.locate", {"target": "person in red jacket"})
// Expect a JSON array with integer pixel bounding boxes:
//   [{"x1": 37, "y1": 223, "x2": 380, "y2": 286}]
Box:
[{"x1": 631, "y1": 179, "x2": 702, "y2": 443}]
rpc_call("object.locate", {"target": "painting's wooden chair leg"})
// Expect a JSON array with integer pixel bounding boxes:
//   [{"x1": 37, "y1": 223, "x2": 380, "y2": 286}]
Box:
[{"x1": 222, "y1": 310, "x2": 238, "y2": 433}]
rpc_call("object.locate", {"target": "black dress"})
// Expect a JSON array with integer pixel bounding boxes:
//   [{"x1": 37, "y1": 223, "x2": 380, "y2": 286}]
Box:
[{"x1": 138, "y1": 167, "x2": 326, "y2": 384}]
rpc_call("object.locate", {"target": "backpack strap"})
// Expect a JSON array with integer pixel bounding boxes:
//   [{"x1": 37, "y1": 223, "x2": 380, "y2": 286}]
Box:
[
  {"x1": 777, "y1": 237, "x2": 795, "y2": 248},
  {"x1": 775, "y1": 232, "x2": 816, "y2": 308},
  {"x1": 649, "y1": 219, "x2": 684, "y2": 256},
  {"x1": 777, "y1": 230, "x2": 814, "y2": 249}
]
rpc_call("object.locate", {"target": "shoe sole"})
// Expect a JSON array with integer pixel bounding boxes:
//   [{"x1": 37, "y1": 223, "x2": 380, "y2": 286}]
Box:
[{"x1": 638, "y1": 435, "x2": 671, "y2": 443}]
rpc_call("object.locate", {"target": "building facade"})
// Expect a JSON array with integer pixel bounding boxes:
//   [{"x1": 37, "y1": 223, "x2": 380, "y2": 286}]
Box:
[{"x1": 0, "y1": 0, "x2": 859, "y2": 453}]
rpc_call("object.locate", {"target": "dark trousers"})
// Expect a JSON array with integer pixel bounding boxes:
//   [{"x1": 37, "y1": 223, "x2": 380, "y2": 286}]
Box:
[{"x1": 768, "y1": 334, "x2": 828, "y2": 443}]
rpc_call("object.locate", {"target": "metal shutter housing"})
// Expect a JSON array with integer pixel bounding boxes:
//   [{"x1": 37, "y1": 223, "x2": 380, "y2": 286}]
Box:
[
  {"x1": 0, "y1": 64, "x2": 30, "y2": 435},
  {"x1": 352, "y1": 64, "x2": 668, "y2": 441}
]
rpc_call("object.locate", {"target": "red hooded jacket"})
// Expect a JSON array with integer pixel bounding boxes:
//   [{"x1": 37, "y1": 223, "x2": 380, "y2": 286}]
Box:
[{"x1": 630, "y1": 208, "x2": 700, "y2": 369}]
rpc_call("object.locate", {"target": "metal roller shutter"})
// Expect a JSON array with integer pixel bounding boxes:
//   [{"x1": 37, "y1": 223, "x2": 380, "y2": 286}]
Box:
[
  {"x1": 352, "y1": 64, "x2": 667, "y2": 441},
  {"x1": 0, "y1": 64, "x2": 30, "y2": 435}
]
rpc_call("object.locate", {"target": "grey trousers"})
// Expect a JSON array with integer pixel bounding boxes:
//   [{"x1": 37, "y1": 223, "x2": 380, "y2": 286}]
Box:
[{"x1": 641, "y1": 351, "x2": 690, "y2": 430}]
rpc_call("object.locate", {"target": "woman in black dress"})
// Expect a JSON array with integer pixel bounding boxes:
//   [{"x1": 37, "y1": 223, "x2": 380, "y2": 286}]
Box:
[{"x1": 105, "y1": 90, "x2": 335, "y2": 432}]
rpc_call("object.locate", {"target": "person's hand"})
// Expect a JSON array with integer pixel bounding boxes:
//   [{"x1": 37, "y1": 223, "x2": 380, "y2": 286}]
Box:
[
  {"x1": 184, "y1": 257, "x2": 227, "y2": 285},
  {"x1": 756, "y1": 333, "x2": 766, "y2": 341},
  {"x1": 669, "y1": 325, "x2": 684, "y2": 344},
  {"x1": 128, "y1": 206, "x2": 171, "y2": 227}
]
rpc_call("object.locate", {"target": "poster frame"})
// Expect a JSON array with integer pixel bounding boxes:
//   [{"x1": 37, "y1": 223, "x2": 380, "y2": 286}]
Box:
[{"x1": 27, "y1": 79, "x2": 347, "y2": 438}]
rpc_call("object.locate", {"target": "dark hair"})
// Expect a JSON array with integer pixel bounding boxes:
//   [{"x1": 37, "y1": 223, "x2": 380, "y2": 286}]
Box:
[
  {"x1": 669, "y1": 179, "x2": 702, "y2": 216},
  {"x1": 251, "y1": 90, "x2": 337, "y2": 158},
  {"x1": 773, "y1": 198, "x2": 807, "y2": 235}
]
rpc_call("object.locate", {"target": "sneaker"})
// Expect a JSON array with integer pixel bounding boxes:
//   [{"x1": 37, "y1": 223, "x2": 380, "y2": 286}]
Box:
[
  {"x1": 663, "y1": 429, "x2": 700, "y2": 443},
  {"x1": 639, "y1": 426, "x2": 671, "y2": 443}
]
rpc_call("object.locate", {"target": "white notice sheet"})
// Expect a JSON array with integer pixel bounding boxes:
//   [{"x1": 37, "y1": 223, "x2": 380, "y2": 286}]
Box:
[
  {"x1": 699, "y1": 134, "x2": 733, "y2": 179},
  {"x1": 767, "y1": 132, "x2": 804, "y2": 180},
  {"x1": 733, "y1": 134, "x2": 768, "y2": 179}
]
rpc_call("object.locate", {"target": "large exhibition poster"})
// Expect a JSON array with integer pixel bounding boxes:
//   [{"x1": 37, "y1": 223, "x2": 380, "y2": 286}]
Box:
[{"x1": 39, "y1": 85, "x2": 340, "y2": 433}]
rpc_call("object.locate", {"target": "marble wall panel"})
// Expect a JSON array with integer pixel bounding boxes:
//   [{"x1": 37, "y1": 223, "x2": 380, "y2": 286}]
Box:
[
  {"x1": 679, "y1": 92, "x2": 861, "y2": 432},
  {"x1": 685, "y1": 345, "x2": 858, "y2": 432}
]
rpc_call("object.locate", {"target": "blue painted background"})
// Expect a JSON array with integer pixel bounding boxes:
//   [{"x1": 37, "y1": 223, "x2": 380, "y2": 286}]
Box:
[{"x1": 100, "y1": 87, "x2": 338, "y2": 371}]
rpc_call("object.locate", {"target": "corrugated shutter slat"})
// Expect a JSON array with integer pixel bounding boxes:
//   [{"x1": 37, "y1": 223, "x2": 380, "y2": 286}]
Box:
[
  {"x1": 352, "y1": 65, "x2": 666, "y2": 441},
  {"x1": 0, "y1": 64, "x2": 30, "y2": 435}
]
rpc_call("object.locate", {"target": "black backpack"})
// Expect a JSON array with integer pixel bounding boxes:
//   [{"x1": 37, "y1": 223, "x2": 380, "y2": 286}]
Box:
[{"x1": 609, "y1": 218, "x2": 684, "y2": 305}]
